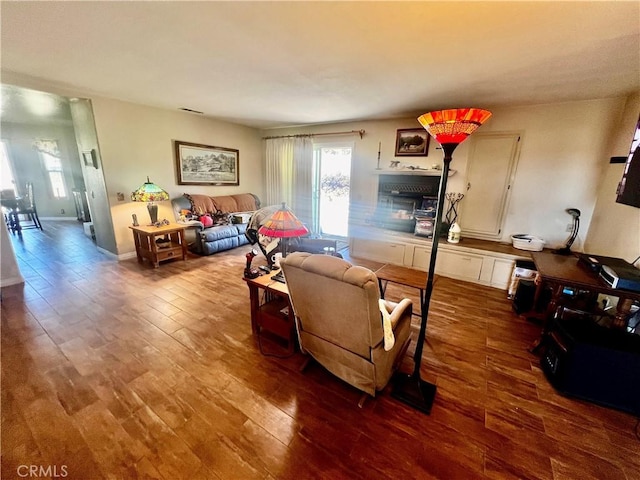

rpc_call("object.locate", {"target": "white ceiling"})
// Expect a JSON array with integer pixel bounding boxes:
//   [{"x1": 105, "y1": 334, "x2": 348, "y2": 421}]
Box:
[{"x1": 1, "y1": 1, "x2": 639, "y2": 129}]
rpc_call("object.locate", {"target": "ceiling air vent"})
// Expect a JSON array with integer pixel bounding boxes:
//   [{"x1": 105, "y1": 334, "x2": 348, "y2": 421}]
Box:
[{"x1": 178, "y1": 108, "x2": 204, "y2": 115}]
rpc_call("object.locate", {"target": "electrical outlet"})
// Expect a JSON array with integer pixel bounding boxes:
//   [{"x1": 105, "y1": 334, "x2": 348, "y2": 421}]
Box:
[
  {"x1": 566, "y1": 223, "x2": 573, "y2": 232},
  {"x1": 60, "y1": 209, "x2": 65, "y2": 214},
  {"x1": 116, "y1": 192, "x2": 125, "y2": 201}
]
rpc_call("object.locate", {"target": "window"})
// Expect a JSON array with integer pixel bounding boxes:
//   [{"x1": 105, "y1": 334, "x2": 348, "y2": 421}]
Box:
[
  {"x1": 42, "y1": 151, "x2": 67, "y2": 198},
  {"x1": 34, "y1": 139, "x2": 67, "y2": 199},
  {"x1": 0, "y1": 141, "x2": 16, "y2": 193}
]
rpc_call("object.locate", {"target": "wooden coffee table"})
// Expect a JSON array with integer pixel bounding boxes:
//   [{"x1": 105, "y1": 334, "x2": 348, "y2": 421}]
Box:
[{"x1": 375, "y1": 263, "x2": 429, "y2": 314}]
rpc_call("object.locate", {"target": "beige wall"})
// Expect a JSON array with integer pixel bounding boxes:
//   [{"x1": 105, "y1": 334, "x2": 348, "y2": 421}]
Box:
[
  {"x1": 480, "y1": 98, "x2": 624, "y2": 249},
  {"x1": 265, "y1": 97, "x2": 628, "y2": 251},
  {"x1": 585, "y1": 91, "x2": 640, "y2": 263},
  {"x1": 2, "y1": 72, "x2": 265, "y2": 256},
  {"x1": 90, "y1": 97, "x2": 264, "y2": 254},
  {"x1": 3, "y1": 71, "x2": 636, "y2": 260}
]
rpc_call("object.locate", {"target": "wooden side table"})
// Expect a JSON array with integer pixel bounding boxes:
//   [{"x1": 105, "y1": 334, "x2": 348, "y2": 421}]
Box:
[
  {"x1": 129, "y1": 223, "x2": 188, "y2": 268},
  {"x1": 243, "y1": 271, "x2": 296, "y2": 354},
  {"x1": 375, "y1": 263, "x2": 429, "y2": 316}
]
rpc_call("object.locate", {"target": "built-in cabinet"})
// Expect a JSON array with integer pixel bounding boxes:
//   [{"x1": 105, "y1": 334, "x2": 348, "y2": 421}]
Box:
[
  {"x1": 350, "y1": 227, "x2": 531, "y2": 290},
  {"x1": 459, "y1": 132, "x2": 521, "y2": 240}
]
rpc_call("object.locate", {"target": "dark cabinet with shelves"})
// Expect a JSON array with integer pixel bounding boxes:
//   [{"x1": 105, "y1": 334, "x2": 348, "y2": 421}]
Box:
[{"x1": 244, "y1": 274, "x2": 296, "y2": 354}]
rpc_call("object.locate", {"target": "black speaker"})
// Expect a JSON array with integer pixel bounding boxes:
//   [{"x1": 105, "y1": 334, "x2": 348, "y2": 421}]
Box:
[
  {"x1": 512, "y1": 279, "x2": 536, "y2": 314},
  {"x1": 541, "y1": 314, "x2": 640, "y2": 415}
]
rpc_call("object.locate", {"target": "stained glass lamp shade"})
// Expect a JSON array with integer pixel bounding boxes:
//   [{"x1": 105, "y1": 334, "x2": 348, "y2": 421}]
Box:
[
  {"x1": 131, "y1": 177, "x2": 170, "y2": 224},
  {"x1": 258, "y1": 203, "x2": 309, "y2": 256},
  {"x1": 392, "y1": 108, "x2": 491, "y2": 415},
  {"x1": 418, "y1": 108, "x2": 492, "y2": 153}
]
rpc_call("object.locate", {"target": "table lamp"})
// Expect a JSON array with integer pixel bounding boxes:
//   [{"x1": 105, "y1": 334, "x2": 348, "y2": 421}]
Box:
[
  {"x1": 392, "y1": 108, "x2": 492, "y2": 414},
  {"x1": 258, "y1": 203, "x2": 309, "y2": 257},
  {"x1": 131, "y1": 177, "x2": 170, "y2": 225},
  {"x1": 554, "y1": 208, "x2": 581, "y2": 255}
]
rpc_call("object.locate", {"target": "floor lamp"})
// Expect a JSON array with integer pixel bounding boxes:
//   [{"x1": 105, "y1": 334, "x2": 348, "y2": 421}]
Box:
[{"x1": 391, "y1": 108, "x2": 492, "y2": 414}]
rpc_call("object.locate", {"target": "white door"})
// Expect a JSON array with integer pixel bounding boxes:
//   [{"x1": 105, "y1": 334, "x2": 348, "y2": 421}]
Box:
[{"x1": 460, "y1": 133, "x2": 521, "y2": 240}]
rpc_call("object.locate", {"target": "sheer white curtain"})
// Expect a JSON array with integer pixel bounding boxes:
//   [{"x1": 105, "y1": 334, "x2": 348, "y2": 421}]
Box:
[{"x1": 265, "y1": 136, "x2": 314, "y2": 230}]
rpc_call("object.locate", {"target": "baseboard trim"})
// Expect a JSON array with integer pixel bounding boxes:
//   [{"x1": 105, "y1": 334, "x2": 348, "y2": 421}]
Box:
[
  {"x1": 1, "y1": 275, "x2": 25, "y2": 287},
  {"x1": 39, "y1": 217, "x2": 79, "y2": 221},
  {"x1": 114, "y1": 250, "x2": 137, "y2": 261}
]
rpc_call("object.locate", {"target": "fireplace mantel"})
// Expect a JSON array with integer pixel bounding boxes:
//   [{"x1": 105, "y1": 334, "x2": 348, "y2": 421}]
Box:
[{"x1": 373, "y1": 169, "x2": 457, "y2": 176}]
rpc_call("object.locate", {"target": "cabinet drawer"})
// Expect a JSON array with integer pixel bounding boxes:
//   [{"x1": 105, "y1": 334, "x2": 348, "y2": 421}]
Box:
[
  {"x1": 351, "y1": 238, "x2": 405, "y2": 264},
  {"x1": 436, "y1": 251, "x2": 483, "y2": 281},
  {"x1": 412, "y1": 246, "x2": 432, "y2": 271},
  {"x1": 156, "y1": 247, "x2": 182, "y2": 261}
]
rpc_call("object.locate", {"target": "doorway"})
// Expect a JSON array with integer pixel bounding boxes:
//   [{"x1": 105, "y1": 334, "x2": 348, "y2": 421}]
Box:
[
  {"x1": 312, "y1": 144, "x2": 353, "y2": 238},
  {"x1": 1, "y1": 84, "x2": 116, "y2": 254}
]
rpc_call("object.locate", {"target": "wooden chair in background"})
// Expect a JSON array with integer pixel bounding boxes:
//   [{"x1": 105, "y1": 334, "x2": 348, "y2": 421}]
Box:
[{"x1": 16, "y1": 182, "x2": 43, "y2": 231}]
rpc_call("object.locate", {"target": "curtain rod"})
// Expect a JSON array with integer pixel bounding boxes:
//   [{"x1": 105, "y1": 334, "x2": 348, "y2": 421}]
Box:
[{"x1": 262, "y1": 129, "x2": 365, "y2": 140}]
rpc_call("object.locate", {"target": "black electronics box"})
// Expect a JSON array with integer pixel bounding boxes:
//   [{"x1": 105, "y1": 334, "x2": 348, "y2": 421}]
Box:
[
  {"x1": 578, "y1": 254, "x2": 640, "y2": 292},
  {"x1": 541, "y1": 315, "x2": 640, "y2": 415}
]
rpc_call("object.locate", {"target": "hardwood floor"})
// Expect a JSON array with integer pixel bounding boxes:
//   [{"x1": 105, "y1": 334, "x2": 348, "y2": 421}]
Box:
[{"x1": 2, "y1": 221, "x2": 639, "y2": 479}]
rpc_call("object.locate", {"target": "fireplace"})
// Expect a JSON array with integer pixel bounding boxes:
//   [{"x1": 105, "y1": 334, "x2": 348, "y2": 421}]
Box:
[{"x1": 373, "y1": 174, "x2": 440, "y2": 234}]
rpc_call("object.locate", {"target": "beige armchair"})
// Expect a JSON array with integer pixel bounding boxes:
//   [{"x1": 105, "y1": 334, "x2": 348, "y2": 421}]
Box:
[{"x1": 280, "y1": 252, "x2": 413, "y2": 402}]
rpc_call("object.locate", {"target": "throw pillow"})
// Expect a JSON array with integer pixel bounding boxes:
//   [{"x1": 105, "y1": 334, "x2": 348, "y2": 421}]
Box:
[
  {"x1": 186, "y1": 193, "x2": 216, "y2": 216},
  {"x1": 211, "y1": 196, "x2": 238, "y2": 214},
  {"x1": 379, "y1": 299, "x2": 395, "y2": 351},
  {"x1": 199, "y1": 214, "x2": 214, "y2": 228},
  {"x1": 211, "y1": 210, "x2": 231, "y2": 226}
]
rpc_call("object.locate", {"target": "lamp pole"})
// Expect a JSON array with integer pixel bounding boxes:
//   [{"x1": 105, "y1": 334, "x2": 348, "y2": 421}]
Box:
[
  {"x1": 391, "y1": 109, "x2": 492, "y2": 415},
  {"x1": 391, "y1": 143, "x2": 456, "y2": 413},
  {"x1": 411, "y1": 144, "x2": 455, "y2": 374}
]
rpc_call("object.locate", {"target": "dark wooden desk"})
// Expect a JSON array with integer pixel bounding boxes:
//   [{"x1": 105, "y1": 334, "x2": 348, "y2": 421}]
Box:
[{"x1": 530, "y1": 251, "x2": 640, "y2": 351}]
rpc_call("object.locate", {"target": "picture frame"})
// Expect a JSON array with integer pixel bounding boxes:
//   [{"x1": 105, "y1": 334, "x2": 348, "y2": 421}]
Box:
[
  {"x1": 82, "y1": 149, "x2": 98, "y2": 168},
  {"x1": 395, "y1": 128, "x2": 430, "y2": 157},
  {"x1": 174, "y1": 140, "x2": 239, "y2": 186}
]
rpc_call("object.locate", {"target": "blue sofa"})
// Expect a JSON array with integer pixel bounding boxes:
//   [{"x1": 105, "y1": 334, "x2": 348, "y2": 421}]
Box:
[{"x1": 171, "y1": 193, "x2": 260, "y2": 255}]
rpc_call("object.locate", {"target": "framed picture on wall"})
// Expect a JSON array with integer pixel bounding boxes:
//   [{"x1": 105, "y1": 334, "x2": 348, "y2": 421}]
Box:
[
  {"x1": 174, "y1": 140, "x2": 239, "y2": 186},
  {"x1": 82, "y1": 149, "x2": 98, "y2": 168},
  {"x1": 395, "y1": 128, "x2": 430, "y2": 157}
]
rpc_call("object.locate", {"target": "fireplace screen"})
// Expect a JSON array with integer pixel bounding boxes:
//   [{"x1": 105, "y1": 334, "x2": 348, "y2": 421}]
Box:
[{"x1": 373, "y1": 175, "x2": 440, "y2": 233}]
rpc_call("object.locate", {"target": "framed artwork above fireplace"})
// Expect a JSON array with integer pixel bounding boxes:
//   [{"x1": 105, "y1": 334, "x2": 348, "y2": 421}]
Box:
[{"x1": 395, "y1": 128, "x2": 430, "y2": 157}]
